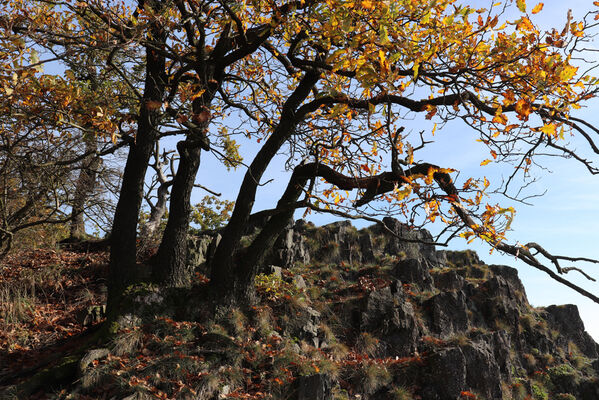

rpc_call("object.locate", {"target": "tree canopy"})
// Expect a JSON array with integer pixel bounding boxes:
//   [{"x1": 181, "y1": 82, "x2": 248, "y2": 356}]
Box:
[{"x1": 3, "y1": 0, "x2": 599, "y2": 309}]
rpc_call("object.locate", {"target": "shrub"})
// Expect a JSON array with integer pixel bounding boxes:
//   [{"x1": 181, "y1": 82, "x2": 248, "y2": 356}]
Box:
[{"x1": 531, "y1": 382, "x2": 548, "y2": 400}]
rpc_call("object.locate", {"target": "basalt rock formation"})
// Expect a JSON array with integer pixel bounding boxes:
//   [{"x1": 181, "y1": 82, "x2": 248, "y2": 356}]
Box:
[{"x1": 222, "y1": 218, "x2": 599, "y2": 400}]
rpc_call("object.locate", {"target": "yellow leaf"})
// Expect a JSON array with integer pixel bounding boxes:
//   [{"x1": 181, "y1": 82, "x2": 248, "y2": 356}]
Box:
[
  {"x1": 531, "y1": 2, "x2": 543, "y2": 14},
  {"x1": 516, "y1": 0, "x2": 526, "y2": 13},
  {"x1": 492, "y1": 114, "x2": 508, "y2": 125},
  {"x1": 413, "y1": 63, "x2": 419, "y2": 80},
  {"x1": 540, "y1": 123, "x2": 556, "y2": 135},
  {"x1": 480, "y1": 159, "x2": 492, "y2": 166},
  {"x1": 559, "y1": 65, "x2": 578, "y2": 81}
]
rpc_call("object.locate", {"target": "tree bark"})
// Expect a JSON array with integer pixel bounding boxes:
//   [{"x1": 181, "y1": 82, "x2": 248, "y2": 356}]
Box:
[
  {"x1": 235, "y1": 167, "x2": 310, "y2": 302},
  {"x1": 209, "y1": 70, "x2": 320, "y2": 302},
  {"x1": 107, "y1": 15, "x2": 167, "y2": 313},
  {"x1": 139, "y1": 143, "x2": 172, "y2": 239},
  {"x1": 152, "y1": 139, "x2": 203, "y2": 286},
  {"x1": 69, "y1": 139, "x2": 100, "y2": 239}
]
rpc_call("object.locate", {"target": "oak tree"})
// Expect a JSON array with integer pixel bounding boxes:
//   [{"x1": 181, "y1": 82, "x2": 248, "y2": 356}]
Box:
[{"x1": 7, "y1": 0, "x2": 599, "y2": 311}]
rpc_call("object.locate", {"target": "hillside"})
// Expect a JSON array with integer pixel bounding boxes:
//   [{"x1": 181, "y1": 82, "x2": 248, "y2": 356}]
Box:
[{"x1": 2, "y1": 218, "x2": 599, "y2": 399}]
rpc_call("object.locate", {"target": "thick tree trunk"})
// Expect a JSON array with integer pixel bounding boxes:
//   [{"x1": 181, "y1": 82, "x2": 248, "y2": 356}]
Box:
[
  {"x1": 107, "y1": 25, "x2": 167, "y2": 312},
  {"x1": 209, "y1": 70, "x2": 320, "y2": 302},
  {"x1": 235, "y1": 169, "x2": 310, "y2": 302},
  {"x1": 152, "y1": 140, "x2": 203, "y2": 286},
  {"x1": 69, "y1": 139, "x2": 100, "y2": 239}
]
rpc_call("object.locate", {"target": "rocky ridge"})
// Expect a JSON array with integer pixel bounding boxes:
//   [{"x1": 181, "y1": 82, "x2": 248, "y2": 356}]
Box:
[{"x1": 187, "y1": 218, "x2": 599, "y2": 399}]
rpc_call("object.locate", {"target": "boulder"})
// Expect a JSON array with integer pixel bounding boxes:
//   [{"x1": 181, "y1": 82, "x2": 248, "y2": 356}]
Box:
[
  {"x1": 470, "y1": 275, "x2": 523, "y2": 330},
  {"x1": 462, "y1": 341, "x2": 503, "y2": 399},
  {"x1": 425, "y1": 291, "x2": 469, "y2": 336},
  {"x1": 294, "y1": 374, "x2": 331, "y2": 400},
  {"x1": 360, "y1": 280, "x2": 420, "y2": 356},
  {"x1": 489, "y1": 264, "x2": 528, "y2": 304},
  {"x1": 431, "y1": 270, "x2": 465, "y2": 292},
  {"x1": 543, "y1": 304, "x2": 599, "y2": 359},
  {"x1": 391, "y1": 258, "x2": 434, "y2": 291},
  {"x1": 421, "y1": 347, "x2": 467, "y2": 400},
  {"x1": 381, "y1": 217, "x2": 438, "y2": 265},
  {"x1": 271, "y1": 220, "x2": 310, "y2": 268}
]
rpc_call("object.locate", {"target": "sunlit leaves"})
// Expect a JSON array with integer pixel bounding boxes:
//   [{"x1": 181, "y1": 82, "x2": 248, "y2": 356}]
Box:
[
  {"x1": 515, "y1": 99, "x2": 532, "y2": 120},
  {"x1": 540, "y1": 123, "x2": 556, "y2": 136},
  {"x1": 559, "y1": 65, "x2": 578, "y2": 82}
]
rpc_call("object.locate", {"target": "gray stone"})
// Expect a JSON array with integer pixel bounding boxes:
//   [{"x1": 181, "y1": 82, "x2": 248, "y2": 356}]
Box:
[
  {"x1": 295, "y1": 374, "x2": 331, "y2": 400},
  {"x1": 543, "y1": 304, "x2": 599, "y2": 359},
  {"x1": 358, "y1": 231, "x2": 375, "y2": 263},
  {"x1": 444, "y1": 250, "x2": 481, "y2": 267},
  {"x1": 462, "y1": 341, "x2": 503, "y2": 399},
  {"x1": 422, "y1": 347, "x2": 467, "y2": 400},
  {"x1": 263, "y1": 265, "x2": 282, "y2": 279},
  {"x1": 292, "y1": 275, "x2": 307, "y2": 290},
  {"x1": 489, "y1": 264, "x2": 528, "y2": 304},
  {"x1": 471, "y1": 275, "x2": 523, "y2": 329},
  {"x1": 425, "y1": 291, "x2": 469, "y2": 336},
  {"x1": 79, "y1": 348, "x2": 110, "y2": 372},
  {"x1": 271, "y1": 222, "x2": 310, "y2": 268},
  {"x1": 392, "y1": 258, "x2": 434, "y2": 291},
  {"x1": 187, "y1": 234, "x2": 212, "y2": 267},
  {"x1": 187, "y1": 233, "x2": 221, "y2": 274},
  {"x1": 360, "y1": 281, "x2": 419, "y2": 356},
  {"x1": 79, "y1": 304, "x2": 106, "y2": 327},
  {"x1": 281, "y1": 305, "x2": 321, "y2": 348},
  {"x1": 432, "y1": 270, "x2": 465, "y2": 292},
  {"x1": 381, "y1": 217, "x2": 438, "y2": 265}
]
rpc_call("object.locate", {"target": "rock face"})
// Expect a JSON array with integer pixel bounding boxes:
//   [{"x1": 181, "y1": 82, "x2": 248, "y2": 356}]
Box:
[{"x1": 186, "y1": 218, "x2": 599, "y2": 400}]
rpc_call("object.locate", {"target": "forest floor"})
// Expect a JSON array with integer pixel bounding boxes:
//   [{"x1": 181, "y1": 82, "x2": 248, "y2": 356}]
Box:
[{"x1": 0, "y1": 248, "x2": 109, "y2": 387}]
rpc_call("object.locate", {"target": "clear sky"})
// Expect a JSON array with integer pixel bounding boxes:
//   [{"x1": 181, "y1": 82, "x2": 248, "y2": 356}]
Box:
[{"x1": 190, "y1": 0, "x2": 599, "y2": 340}]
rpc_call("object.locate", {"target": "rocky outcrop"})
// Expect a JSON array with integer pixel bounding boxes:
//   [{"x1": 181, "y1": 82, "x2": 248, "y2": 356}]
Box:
[
  {"x1": 543, "y1": 304, "x2": 599, "y2": 358},
  {"x1": 185, "y1": 218, "x2": 599, "y2": 400}
]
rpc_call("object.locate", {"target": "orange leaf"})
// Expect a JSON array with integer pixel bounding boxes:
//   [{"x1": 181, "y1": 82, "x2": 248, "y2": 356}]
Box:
[
  {"x1": 531, "y1": 3, "x2": 543, "y2": 14},
  {"x1": 480, "y1": 159, "x2": 492, "y2": 166},
  {"x1": 514, "y1": 99, "x2": 531, "y2": 120}
]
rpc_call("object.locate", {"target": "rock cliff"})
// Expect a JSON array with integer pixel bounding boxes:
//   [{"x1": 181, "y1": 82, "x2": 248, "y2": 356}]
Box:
[{"x1": 200, "y1": 218, "x2": 599, "y2": 400}]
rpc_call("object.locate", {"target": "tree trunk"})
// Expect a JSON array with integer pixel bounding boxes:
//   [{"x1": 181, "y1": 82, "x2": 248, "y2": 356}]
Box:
[
  {"x1": 209, "y1": 70, "x2": 320, "y2": 303},
  {"x1": 69, "y1": 139, "x2": 100, "y2": 239},
  {"x1": 152, "y1": 140, "x2": 203, "y2": 286},
  {"x1": 139, "y1": 143, "x2": 171, "y2": 239},
  {"x1": 107, "y1": 21, "x2": 167, "y2": 313},
  {"x1": 235, "y1": 168, "x2": 309, "y2": 302}
]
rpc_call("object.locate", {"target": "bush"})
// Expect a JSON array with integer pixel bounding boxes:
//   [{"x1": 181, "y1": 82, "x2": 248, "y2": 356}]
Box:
[{"x1": 531, "y1": 382, "x2": 548, "y2": 400}]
